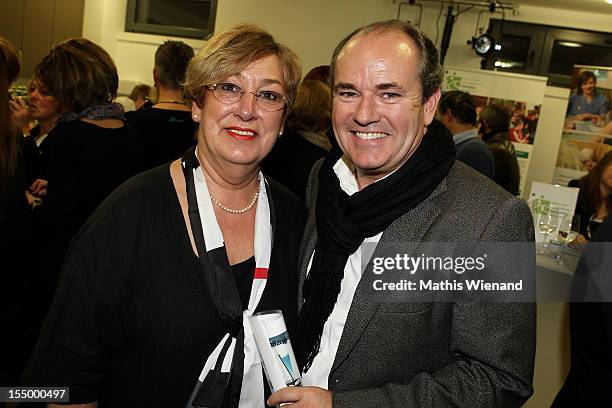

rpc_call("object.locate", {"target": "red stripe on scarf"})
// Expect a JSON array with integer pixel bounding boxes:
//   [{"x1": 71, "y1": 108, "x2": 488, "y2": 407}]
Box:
[{"x1": 254, "y1": 267, "x2": 268, "y2": 280}]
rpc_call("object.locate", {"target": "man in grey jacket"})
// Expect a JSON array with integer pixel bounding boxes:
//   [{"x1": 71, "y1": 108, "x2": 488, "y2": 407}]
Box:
[{"x1": 269, "y1": 19, "x2": 535, "y2": 408}]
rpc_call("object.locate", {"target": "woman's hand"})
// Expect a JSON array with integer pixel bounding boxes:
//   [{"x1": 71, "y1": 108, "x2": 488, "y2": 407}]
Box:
[
  {"x1": 25, "y1": 190, "x2": 42, "y2": 207},
  {"x1": 568, "y1": 234, "x2": 588, "y2": 250},
  {"x1": 29, "y1": 178, "x2": 49, "y2": 197},
  {"x1": 9, "y1": 96, "x2": 32, "y2": 132}
]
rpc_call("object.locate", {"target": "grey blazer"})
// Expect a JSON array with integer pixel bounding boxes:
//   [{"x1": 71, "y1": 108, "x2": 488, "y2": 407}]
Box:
[{"x1": 298, "y1": 160, "x2": 536, "y2": 408}]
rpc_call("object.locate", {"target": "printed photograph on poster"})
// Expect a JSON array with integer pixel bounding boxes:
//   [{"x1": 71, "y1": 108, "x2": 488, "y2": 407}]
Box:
[
  {"x1": 565, "y1": 66, "x2": 612, "y2": 130},
  {"x1": 472, "y1": 95, "x2": 542, "y2": 145},
  {"x1": 553, "y1": 130, "x2": 612, "y2": 186}
]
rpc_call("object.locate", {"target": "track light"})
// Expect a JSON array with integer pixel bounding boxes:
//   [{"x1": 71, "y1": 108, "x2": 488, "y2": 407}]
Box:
[{"x1": 468, "y1": 34, "x2": 496, "y2": 56}]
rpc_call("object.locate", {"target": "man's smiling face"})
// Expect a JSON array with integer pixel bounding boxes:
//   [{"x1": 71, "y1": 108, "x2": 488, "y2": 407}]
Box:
[{"x1": 332, "y1": 29, "x2": 439, "y2": 188}]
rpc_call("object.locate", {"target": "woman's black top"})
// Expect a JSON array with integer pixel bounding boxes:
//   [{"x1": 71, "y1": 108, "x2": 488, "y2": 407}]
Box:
[{"x1": 22, "y1": 165, "x2": 306, "y2": 407}]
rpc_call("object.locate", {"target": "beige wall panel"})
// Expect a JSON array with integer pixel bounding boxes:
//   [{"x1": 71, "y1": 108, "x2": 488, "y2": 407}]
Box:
[
  {"x1": 21, "y1": 0, "x2": 55, "y2": 78},
  {"x1": 52, "y1": 0, "x2": 84, "y2": 45},
  {"x1": 0, "y1": 0, "x2": 25, "y2": 51}
]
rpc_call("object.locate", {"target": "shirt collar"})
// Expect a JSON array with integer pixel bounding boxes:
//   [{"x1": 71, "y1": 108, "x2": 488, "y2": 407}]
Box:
[
  {"x1": 332, "y1": 155, "x2": 397, "y2": 195},
  {"x1": 452, "y1": 128, "x2": 478, "y2": 145}
]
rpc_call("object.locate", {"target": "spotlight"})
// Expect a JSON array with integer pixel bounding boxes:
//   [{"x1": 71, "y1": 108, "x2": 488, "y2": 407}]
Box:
[{"x1": 469, "y1": 34, "x2": 496, "y2": 56}]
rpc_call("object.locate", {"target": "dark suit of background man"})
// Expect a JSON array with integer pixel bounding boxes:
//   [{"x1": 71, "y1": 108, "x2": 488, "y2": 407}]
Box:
[
  {"x1": 269, "y1": 19, "x2": 536, "y2": 408},
  {"x1": 438, "y1": 90, "x2": 494, "y2": 179}
]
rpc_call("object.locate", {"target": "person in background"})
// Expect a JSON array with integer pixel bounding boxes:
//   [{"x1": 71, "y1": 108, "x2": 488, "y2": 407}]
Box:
[
  {"x1": 567, "y1": 70, "x2": 609, "y2": 123},
  {"x1": 9, "y1": 77, "x2": 62, "y2": 198},
  {"x1": 569, "y1": 150, "x2": 612, "y2": 242},
  {"x1": 269, "y1": 19, "x2": 535, "y2": 408},
  {"x1": 126, "y1": 40, "x2": 196, "y2": 170},
  {"x1": 303, "y1": 65, "x2": 330, "y2": 82},
  {"x1": 129, "y1": 83, "x2": 153, "y2": 110},
  {"x1": 552, "y1": 216, "x2": 612, "y2": 407},
  {"x1": 479, "y1": 104, "x2": 521, "y2": 195},
  {"x1": 263, "y1": 79, "x2": 332, "y2": 200},
  {"x1": 25, "y1": 38, "x2": 144, "y2": 336},
  {"x1": 0, "y1": 36, "x2": 32, "y2": 386},
  {"x1": 578, "y1": 147, "x2": 596, "y2": 172},
  {"x1": 438, "y1": 90, "x2": 494, "y2": 179},
  {"x1": 23, "y1": 24, "x2": 305, "y2": 407}
]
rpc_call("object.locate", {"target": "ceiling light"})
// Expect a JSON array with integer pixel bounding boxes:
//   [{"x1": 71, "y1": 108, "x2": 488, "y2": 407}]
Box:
[
  {"x1": 471, "y1": 34, "x2": 496, "y2": 56},
  {"x1": 558, "y1": 41, "x2": 583, "y2": 47}
]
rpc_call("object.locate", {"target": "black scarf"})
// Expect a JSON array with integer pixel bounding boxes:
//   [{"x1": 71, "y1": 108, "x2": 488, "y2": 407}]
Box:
[{"x1": 296, "y1": 119, "x2": 456, "y2": 372}]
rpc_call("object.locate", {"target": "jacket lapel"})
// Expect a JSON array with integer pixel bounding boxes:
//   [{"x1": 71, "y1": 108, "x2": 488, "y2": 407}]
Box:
[{"x1": 330, "y1": 179, "x2": 446, "y2": 375}]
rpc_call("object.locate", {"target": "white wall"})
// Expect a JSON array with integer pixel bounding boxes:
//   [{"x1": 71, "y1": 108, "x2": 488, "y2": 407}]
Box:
[{"x1": 82, "y1": 1, "x2": 612, "y2": 93}]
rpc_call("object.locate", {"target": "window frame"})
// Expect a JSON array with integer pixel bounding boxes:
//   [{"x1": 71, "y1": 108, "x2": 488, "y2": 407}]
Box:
[{"x1": 125, "y1": 0, "x2": 217, "y2": 40}]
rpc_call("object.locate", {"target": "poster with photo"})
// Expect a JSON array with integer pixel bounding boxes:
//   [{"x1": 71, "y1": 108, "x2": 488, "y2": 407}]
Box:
[
  {"x1": 442, "y1": 68, "x2": 547, "y2": 195},
  {"x1": 553, "y1": 130, "x2": 612, "y2": 186},
  {"x1": 470, "y1": 96, "x2": 542, "y2": 145}
]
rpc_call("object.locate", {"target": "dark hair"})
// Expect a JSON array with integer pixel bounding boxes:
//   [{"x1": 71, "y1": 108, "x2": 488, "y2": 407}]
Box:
[
  {"x1": 439, "y1": 91, "x2": 477, "y2": 126},
  {"x1": 286, "y1": 80, "x2": 332, "y2": 133},
  {"x1": 0, "y1": 36, "x2": 20, "y2": 185},
  {"x1": 154, "y1": 41, "x2": 194, "y2": 90},
  {"x1": 329, "y1": 19, "x2": 442, "y2": 102},
  {"x1": 479, "y1": 104, "x2": 510, "y2": 133},
  {"x1": 576, "y1": 70, "x2": 596, "y2": 95},
  {"x1": 580, "y1": 150, "x2": 612, "y2": 215},
  {"x1": 129, "y1": 84, "x2": 151, "y2": 102},
  {"x1": 304, "y1": 65, "x2": 330, "y2": 83},
  {"x1": 34, "y1": 38, "x2": 118, "y2": 113}
]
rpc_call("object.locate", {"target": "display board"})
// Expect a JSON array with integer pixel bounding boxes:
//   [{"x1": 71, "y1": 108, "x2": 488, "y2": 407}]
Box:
[
  {"x1": 443, "y1": 67, "x2": 548, "y2": 195},
  {"x1": 528, "y1": 182, "x2": 580, "y2": 243}
]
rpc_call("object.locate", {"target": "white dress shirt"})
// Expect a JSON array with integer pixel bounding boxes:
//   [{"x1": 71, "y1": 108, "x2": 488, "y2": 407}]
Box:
[{"x1": 301, "y1": 158, "x2": 382, "y2": 389}]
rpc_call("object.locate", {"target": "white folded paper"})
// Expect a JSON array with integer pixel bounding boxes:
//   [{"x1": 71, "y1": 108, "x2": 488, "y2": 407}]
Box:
[{"x1": 248, "y1": 310, "x2": 302, "y2": 392}]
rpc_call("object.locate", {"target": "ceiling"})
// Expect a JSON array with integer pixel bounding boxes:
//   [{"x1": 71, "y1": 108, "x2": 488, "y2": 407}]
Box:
[{"x1": 513, "y1": 0, "x2": 612, "y2": 14}]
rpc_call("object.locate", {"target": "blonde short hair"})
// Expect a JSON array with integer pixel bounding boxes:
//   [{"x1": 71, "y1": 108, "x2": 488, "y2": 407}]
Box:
[{"x1": 184, "y1": 24, "x2": 301, "y2": 113}]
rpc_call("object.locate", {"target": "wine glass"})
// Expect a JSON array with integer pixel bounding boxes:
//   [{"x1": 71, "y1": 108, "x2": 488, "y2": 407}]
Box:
[
  {"x1": 538, "y1": 210, "x2": 559, "y2": 246},
  {"x1": 558, "y1": 215, "x2": 581, "y2": 244}
]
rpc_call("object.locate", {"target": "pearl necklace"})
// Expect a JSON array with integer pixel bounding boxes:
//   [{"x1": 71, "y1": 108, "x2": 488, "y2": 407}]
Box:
[{"x1": 209, "y1": 176, "x2": 261, "y2": 214}]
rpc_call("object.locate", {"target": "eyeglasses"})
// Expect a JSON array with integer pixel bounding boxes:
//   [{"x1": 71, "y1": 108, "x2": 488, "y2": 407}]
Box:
[{"x1": 205, "y1": 83, "x2": 287, "y2": 112}]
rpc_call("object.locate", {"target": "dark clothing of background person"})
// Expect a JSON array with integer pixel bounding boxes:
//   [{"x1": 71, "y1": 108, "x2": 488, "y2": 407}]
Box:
[
  {"x1": 568, "y1": 178, "x2": 590, "y2": 237},
  {"x1": 22, "y1": 165, "x2": 306, "y2": 408},
  {"x1": 126, "y1": 108, "x2": 196, "y2": 170},
  {"x1": 552, "y1": 217, "x2": 612, "y2": 407},
  {"x1": 29, "y1": 120, "x2": 143, "y2": 328},
  {"x1": 454, "y1": 133, "x2": 494, "y2": 179},
  {"x1": 21, "y1": 124, "x2": 54, "y2": 186},
  {"x1": 0, "y1": 130, "x2": 32, "y2": 385},
  {"x1": 483, "y1": 130, "x2": 520, "y2": 195},
  {"x1": 568, "y1": 178, "x2": 609, "y2": 239},
  {"x1": 263, "y1": 129, "x2": 328, "y2": 201}
]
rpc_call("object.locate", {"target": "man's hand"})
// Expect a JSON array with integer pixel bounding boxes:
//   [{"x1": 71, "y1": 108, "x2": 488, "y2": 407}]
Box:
[{"x1": 268, "y1": 386, "x2": 332, "y2": 408}]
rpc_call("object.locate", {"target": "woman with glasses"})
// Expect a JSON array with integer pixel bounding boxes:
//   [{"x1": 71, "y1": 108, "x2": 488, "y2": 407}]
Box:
[{"x1": 23, "y1": 25, "x2": 304, "y2": 408}]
